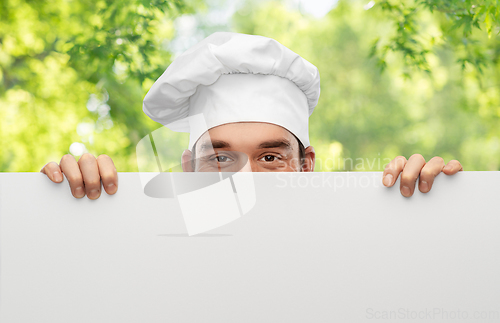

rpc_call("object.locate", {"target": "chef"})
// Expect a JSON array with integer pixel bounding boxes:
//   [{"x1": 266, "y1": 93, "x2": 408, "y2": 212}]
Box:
[{"x1": 41, "y1": 32, "x2": 463, "y2": 199}]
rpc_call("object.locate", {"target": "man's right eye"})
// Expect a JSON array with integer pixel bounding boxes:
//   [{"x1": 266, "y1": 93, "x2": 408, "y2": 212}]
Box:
[{"x1": 214, "y1": 155, "x2": 232, "y2": 163}]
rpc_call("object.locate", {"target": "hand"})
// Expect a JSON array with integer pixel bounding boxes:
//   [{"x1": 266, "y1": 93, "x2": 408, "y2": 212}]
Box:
[
  {"x1": 382, "y1": 154, "x2": 463, "y2": 197},
  {"x1": 40, "y1": 153, "x2": 118, "y2": 199}
]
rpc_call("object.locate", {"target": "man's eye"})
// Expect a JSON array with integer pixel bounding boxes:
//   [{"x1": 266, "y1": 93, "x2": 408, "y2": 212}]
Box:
[
  {"x1": 214, "y1": 155, "x2": 232, "y2": 163},
  {"x1": 260, "y1": 155, "x2": 279, "y2": 162}
]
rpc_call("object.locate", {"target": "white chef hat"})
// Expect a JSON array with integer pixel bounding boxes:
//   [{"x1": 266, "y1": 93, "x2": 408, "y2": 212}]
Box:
[{"x1": 143, "y1": 32, "x2": 320, "y2": 150}]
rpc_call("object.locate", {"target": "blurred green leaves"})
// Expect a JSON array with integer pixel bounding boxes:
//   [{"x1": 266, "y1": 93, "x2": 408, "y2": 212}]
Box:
[
  {"x1": 0, "y1": 0, "x2": 203, "y2": 171},
  {"x1": 370, "y1": 0, "x2": 500, "y2": 75}
]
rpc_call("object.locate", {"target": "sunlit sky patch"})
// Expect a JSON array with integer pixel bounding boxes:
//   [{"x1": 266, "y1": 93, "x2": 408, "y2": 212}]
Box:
[{"x1": 169, "y1": 0, "x2": 339, "y2": 57}]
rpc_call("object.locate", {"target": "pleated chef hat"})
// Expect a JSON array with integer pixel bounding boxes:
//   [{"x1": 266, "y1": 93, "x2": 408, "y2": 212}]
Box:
[{"x1": 143, "y1": 32, "x2": 321, "y2": 150}]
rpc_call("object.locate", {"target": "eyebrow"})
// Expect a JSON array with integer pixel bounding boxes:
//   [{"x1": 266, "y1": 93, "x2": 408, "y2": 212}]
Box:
[
  {"x1": 257, "y1": 139, "x2": 293, "y2": 150},
  {"x1": 199, "y1": 140, "x2": 231, "y2": 152},
  {"x1": 198, "y1": 138, "x2": 293, "y2": 152}
]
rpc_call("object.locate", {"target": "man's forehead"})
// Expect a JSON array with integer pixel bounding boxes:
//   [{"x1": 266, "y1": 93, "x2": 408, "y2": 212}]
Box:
[
  {"x1": 197, "y1": 138, "x2": 294, "y2": 152},
  {"x1": 194, "y1": 122, "x2": 299, "y2": 152}
]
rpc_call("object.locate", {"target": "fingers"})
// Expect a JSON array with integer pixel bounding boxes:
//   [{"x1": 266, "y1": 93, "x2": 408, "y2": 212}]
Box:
[
  {"x1": 418, "y1": 156, "x2": 445, "y2": 193},
  {"x1": 40, "y1": 162, "x2": 63, "y2": 183},
  {"x1": 97, "y1": 155, "x2": 118, "y2": 195},
  {"x1": 384, "y1": 154, "x2": 463, "y2": 197},
  {"x1": 443, "y1": 159, "x2": 463, "y2": 175},
  {"x1": 78, "y1": 153, "x2": 101, "y2": 200},
  {"x1": 400, "y1": 154, "x2": 426, "y2": 197},
  {"x1": 60, "y1": 154, "x2": 86, "y2": 198},
  {"x1": 382, "y1": 156, "x2": 407, "y2": 187}
]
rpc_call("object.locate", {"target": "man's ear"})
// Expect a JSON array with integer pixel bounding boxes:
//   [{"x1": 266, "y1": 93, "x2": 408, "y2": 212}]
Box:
[
  {"x1": 302, "y1": 146, "x2": 315, "y2": 172},
  {"x1": 181, "y1": 149, "x2": 194, "y2": 172}
]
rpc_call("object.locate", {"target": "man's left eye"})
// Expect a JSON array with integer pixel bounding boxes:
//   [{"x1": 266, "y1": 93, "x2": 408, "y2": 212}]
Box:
[{"x1": 260, "y1": 155, "x2": 279, "y2": 162}]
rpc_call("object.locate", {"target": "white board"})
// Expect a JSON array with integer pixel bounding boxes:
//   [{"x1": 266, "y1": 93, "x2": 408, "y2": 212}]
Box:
[{"x1": 1, "y1": 172, "x2": 499, "y2": 322}]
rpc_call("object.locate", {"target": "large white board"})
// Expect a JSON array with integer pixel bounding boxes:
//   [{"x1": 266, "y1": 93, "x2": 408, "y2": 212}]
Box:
[{"x1": 1, "y1": 172, "x2": 499, "y2": 322}]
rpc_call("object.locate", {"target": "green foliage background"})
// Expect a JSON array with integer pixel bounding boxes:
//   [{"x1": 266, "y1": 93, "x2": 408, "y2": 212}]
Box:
[{"x1": 1, "y1": 0, "x2": 499, "y2": 172}]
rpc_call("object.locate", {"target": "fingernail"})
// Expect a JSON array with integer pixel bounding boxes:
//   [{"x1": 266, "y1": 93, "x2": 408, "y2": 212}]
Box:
[
  {"x1": 75, "y1": 187, "x2": 85, "y2": 198},
  {"x1": 88, "y1": 189, "x2": 100, "y2": 199},
  {"x1": 383, "y1": 174, "x2": 393, "y2": 186},
  {"x1": 107, "y1": 183, "x2": 117, "y2": 194},
  {"x1": 420, "y1": 180, "x2": 429, "y2": 192},
  {"x1": 444, "y1": 165, "x2": 452, "y2": 172},
  {"x1": 401, "y1": 186, "x2": 411, "y2": 197},
  {"x1": 53, "y1": 172, "x2": 63, "y2": 182}
]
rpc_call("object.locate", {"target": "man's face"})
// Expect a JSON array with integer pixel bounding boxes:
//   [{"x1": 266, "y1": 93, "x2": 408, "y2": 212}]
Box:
[{"x1": 181, "y1": 122, "x2": 315, "y2": 172}]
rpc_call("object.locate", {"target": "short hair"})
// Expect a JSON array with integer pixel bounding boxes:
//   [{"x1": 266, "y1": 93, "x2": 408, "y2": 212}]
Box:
[{"x1": 190, "y1": 133, "x2": 306, "y2": 171}]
